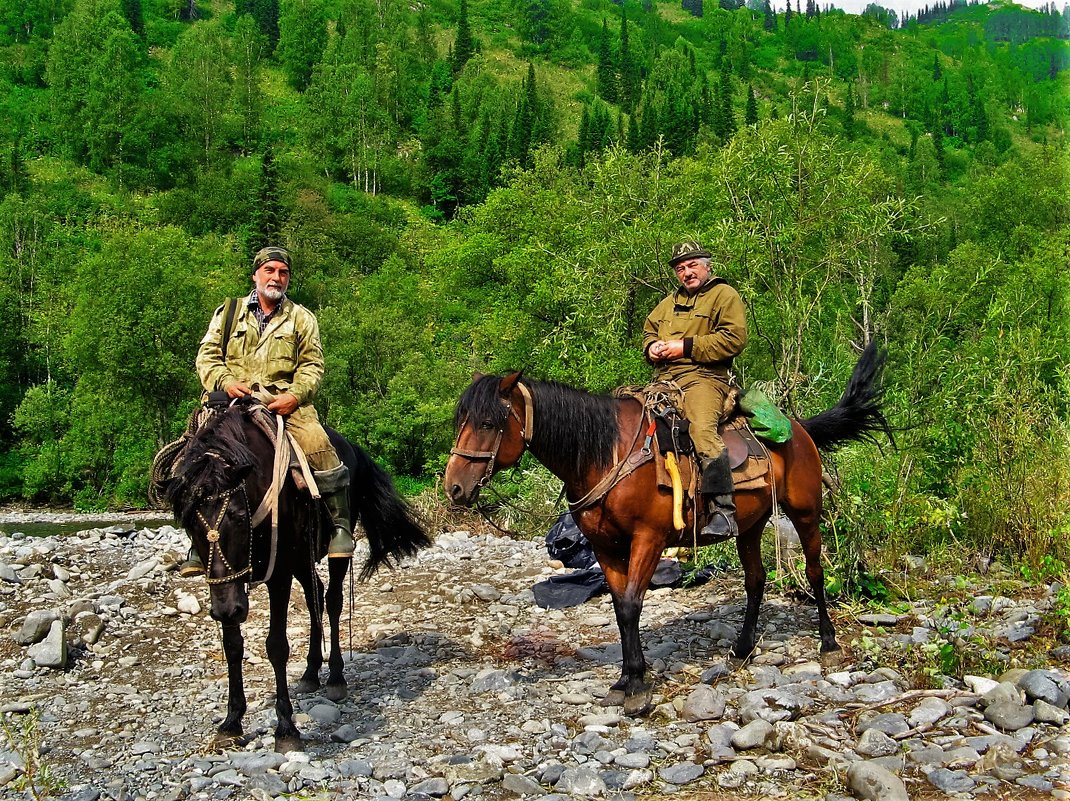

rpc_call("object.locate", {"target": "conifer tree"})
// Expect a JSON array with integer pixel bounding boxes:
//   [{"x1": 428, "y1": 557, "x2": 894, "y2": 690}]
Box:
[
  {"x1": 577, "y1": 104, "x2": 591, "y2": 168},
  {"x1": 763, "y1": 0, "x2": 776, "y2": 31},
  {"x1": 619, "y1": 9, "x2": 640, "y2": 113},
  {"x1": 716, "y1": 65, "x2": 736, "y2": 140},
  {"x1": 121, "y1": 0, "x2": 144, "y2": 37},
  {"x1": 596, "y1": 18, "x2": 618, "y2": 104},
  {"x1": 453, "y1": 0, "x2": 475, "y2": 72},
  {"x1": 8, "y1": 136, "x2": 29, "y2": 194},
  {"x1": 932, "y1": 52, "x2": 942, "y2": 81},
  {"x1": 252, "y1": 146, "x2": 284, "y2": 252},
  {"x1": 745, "y1": 83, "x2": 758, "y2": 125}
]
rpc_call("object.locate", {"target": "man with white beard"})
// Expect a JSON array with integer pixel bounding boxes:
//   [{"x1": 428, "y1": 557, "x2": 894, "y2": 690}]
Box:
[{"x1": 179, "y1": 246, "x2": 354, "y2": 576}]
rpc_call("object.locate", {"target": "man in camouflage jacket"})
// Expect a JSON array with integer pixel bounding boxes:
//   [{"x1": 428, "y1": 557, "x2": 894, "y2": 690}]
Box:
[
  {"x1": 179, "y1": 246, "x2": 354, "y2": 576},
  {"x1": 643, "y1": 241, "x2": 748, "y2": 540}
]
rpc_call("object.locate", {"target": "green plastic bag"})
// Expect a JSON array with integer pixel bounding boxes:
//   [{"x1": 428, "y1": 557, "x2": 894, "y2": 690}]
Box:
[{"x1": 738, "y1": 388, "x2": 793, "y2": 443}]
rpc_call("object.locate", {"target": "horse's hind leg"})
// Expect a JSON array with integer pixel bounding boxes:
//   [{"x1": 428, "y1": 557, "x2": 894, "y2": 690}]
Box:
[
  {"x1": 323, "y1": 558, "x2": 350, "y2": 702},
  {"x1": 293, "y1": 567, "x2": 325, "y2": 695},
  {"x1": 266, "y1": 575, "x2": 301, "y2": 741},
  {"x1": 787, "y1": 505, "x2": 839, "y2": 653},
  {"x1": 734, "y1": 519, "x2": 768, "y2": 658}
]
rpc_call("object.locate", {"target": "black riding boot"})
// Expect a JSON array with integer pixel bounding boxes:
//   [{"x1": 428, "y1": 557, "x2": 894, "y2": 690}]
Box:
[
  {"x1": 178, "y1": 546, "x2": 205, "y2": 577},
  {"x1": 316, "y1": 464, "x2": 355, "y2": 559},
  {"x1": 700, "y1": 449, "x2": 738, "y2": 541}
]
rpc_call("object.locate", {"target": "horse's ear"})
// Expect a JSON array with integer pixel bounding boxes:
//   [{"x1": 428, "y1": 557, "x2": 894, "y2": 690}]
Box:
[
  {"x1": 229, "y1": 462, "x2": 254, "y2": 485},
  {"x1": 472, "y1": 371, "x2": 484, "y2": 382},
  {"x1": 499, "y1": 371, "x2": 523, "y2": 396}
]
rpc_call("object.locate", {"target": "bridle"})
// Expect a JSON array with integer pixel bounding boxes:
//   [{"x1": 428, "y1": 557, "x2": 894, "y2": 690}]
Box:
[
  {"x1": 449, "y1": 383, "x2": 534, "y2": 488},
  {"x1": 193, "y1": 483, "x2": 254, "y2": 585}
]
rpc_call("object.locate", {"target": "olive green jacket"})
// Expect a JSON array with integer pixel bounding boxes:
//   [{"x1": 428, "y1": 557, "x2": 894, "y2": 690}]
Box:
[
  {"x1": 642, "y1": 277, "x2": 748, "y2": 380},
  {"x1": 196, "y1": 296, "x2": 324, "y2": 406}
]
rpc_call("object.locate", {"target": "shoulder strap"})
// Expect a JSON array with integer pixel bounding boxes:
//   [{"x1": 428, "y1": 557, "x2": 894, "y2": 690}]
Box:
[{"x1": 221, "y1": 297, "x2": 240, "y2": 362}]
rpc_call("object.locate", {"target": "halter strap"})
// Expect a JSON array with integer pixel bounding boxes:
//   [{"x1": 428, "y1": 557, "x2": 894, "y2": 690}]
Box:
[{"x1": 449, "y1": 381, "x2": 535, "y2": 486}]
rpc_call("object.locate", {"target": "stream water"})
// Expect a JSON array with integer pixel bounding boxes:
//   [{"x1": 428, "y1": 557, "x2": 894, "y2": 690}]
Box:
[{"x1": 0, "y1": 511, "x2": 178, "y2": 538}]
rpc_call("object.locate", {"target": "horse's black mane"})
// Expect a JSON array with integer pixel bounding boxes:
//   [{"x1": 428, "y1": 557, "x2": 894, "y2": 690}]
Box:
[
  {"x1": 166, "y1": 399, "x2": 257, "y2": 523},
  {"x1": 456, "y1": 375, "x2": 620, "y2": 475}
]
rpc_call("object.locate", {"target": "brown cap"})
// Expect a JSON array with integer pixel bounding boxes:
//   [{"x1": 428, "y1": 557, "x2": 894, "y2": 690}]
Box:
[{"x1": 252, "y1": 246, "x2": 291, "y2": 272}]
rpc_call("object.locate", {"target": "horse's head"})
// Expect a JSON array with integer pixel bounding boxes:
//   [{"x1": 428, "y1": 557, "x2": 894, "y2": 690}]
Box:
[
  {"x1": 445, "y1": 372, "x2": 532, "y2": 506},
  {"x1": 166, "y1": 400, "x2": 260, "y2": 618}
]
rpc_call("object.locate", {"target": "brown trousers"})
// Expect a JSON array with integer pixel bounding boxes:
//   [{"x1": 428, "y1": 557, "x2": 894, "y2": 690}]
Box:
[{"x1": 675, "y1": 374, "x2": 730, "y2": 460}]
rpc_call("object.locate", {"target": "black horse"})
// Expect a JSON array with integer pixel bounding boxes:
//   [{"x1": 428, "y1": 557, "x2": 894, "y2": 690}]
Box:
[{"x1": 164, "y1": 397, "x2": 430, "y2": 742}]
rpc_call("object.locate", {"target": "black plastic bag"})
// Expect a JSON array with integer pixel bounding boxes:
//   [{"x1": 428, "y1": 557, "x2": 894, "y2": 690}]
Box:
[{"x1": 544, "y1": 512, "x2": 598, "y2": 569}]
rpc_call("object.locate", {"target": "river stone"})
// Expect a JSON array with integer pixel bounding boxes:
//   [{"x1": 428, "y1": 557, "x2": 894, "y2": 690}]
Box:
[
  {"x1": 1018, "y1": 670, "x2": 1070, "y2": 708},
  {"x1": 614, "y1": 752, "x2": 649, "y2": 769},
  {"x1": 15, "y1": 609, "x2": 60, "y2": 645},
  {"x1": 658, "y1": 762, "x2": 703, "y2": 784},
  {"x1": 984, "y1": 700, "x2": 1035, "y2": 731},
  {"x1": 847, "y1": 761, "x2": 910, "y2": 801},
  {"x1": 983, "y1": 681, "x2": 1024, "y2": 707},
  {"x1": 908, "y1": 697, "x2": 950, "y2": 727},
  {"x1": 853, "y1": 681, "x2": 899, "y2": 704},
  {"x1": 27, "y1": 619, "x2": 67, "y2": 668},
  {"x1": 857, "y1": 729, "x2": 899, "y2": 758},
  {"x1": 858, "y1": 712, "x2": 909, "y2": 736},
  {"x1": 966, "y1": 675, "x2": 1001, "y2": 695},
  {"x1": 554, "y1": 765, "x2": 606, "y2": 796},
  {"x1": 1033, "y1": 699, "x2": 1070, "y2": 725},
  {"x1": 731, "y1": 719, "x2": 773, "y2": 750},
  {"x1": 927, "y1": 768, "x2": 976, "y2": 793},
  {"x1": 69, "y1": 612, "x2": 105, "y2": 646},
  {"x1": 411, "y1": 777, "x2": 450, "y2": 796},
  {"x1": 681, "y1": 685, "x2": 726, "y2": 722}
]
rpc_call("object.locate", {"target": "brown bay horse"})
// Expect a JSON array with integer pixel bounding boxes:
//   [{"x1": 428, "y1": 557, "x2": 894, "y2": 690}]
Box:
[
  {"x1": 444, "y1": 344, "x2": 892, "y2": 715},
  {"x1": 164, "y1": 397, "x2": 430, "y2": 743}
]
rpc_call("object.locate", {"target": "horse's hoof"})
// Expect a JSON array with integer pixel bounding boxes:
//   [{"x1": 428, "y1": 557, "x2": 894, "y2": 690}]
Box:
[
  {"x1": 274, "y1": 733, "x2": 303, "y2": 753},
  {"x1": 819, "y1": 647, "x2": 846, "y2": 668},
  {"x1": 601, "y1": 690, "x2": 626, "y2": 707},
  {"x1": 211, "y1": 731, "x2": 249, "y2": 750},
  {"x1": 325, "y1": 682, "x2": 347, "y2": 702},
  {"x1": 623, "y1": 690, "x2": 653, "y2": 718},
  {"x1": 292, "y1": 677, "x2": 320, "y2": 694}
]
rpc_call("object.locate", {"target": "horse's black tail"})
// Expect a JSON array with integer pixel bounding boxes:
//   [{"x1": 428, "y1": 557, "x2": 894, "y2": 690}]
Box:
[
  {"x1": 801, "y1": 342, "x2": 895, "y2": 452},
  {"x1": 349, "y1": 444, "x2": 432, "y2": 581}
]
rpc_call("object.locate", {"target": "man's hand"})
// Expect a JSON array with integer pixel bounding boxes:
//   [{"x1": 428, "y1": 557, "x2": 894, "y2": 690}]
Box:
[
  {"x1": 267, "y1": 392, "x2": 299, "y2": 416},
  {"x1": 224, "y1": 381, "x2": 253, "y2": 398},
  {"x1": 649, "y1": 340, "x2": 684, "y2": 362}
]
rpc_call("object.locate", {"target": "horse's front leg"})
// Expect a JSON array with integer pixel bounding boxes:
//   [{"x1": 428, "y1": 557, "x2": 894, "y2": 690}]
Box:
[
  {"x1": 266, "y1": 575, "x2": 300, "y2": 741},
  {"x1": 218, "y1": 622, "x2": 247, "y2": 735},
  {"x1": 293, "y1": 567, "x2": 325, "y2": 696},
  {"x1": 599, "y1": 535, "x2": 661, "y2": 717},
  {"x1": 323, "y1": 558, "x2": 350, "y2": 702}
]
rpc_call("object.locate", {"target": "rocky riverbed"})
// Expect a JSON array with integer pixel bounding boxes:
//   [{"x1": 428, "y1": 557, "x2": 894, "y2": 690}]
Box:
[{"x1": 1, "y1": 519, "x2": 1069, "y2": 801}]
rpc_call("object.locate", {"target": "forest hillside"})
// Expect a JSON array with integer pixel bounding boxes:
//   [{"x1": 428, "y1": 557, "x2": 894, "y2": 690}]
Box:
[{"x1": 0, "y1": 0, "x2": 1067, "y2": 587}]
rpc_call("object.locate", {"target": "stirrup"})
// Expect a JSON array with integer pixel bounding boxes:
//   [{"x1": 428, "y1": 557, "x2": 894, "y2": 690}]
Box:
[
  {"x1": 178, "y1": 547, "x2": 205, "y2": 577},
  {"x1": 327, "y1": 528, "x2": 355, "y2": 559},
  {"x1": 701, "y1": 509, "x2": 739, "y2": 541}
]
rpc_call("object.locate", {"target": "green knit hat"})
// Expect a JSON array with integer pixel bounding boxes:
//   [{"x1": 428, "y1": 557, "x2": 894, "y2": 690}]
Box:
[
  {"x1": 669, "y1": 241, "x2": 711, "y2": 267},
  {"x1": 252, "y1": 246, "x2": 292, "y2": 273}
]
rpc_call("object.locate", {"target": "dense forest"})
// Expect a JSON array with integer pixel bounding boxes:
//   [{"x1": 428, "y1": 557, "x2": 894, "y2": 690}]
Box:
[{"x1": 0, "y1": 0, "x2": 1067, "y2": 582}]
